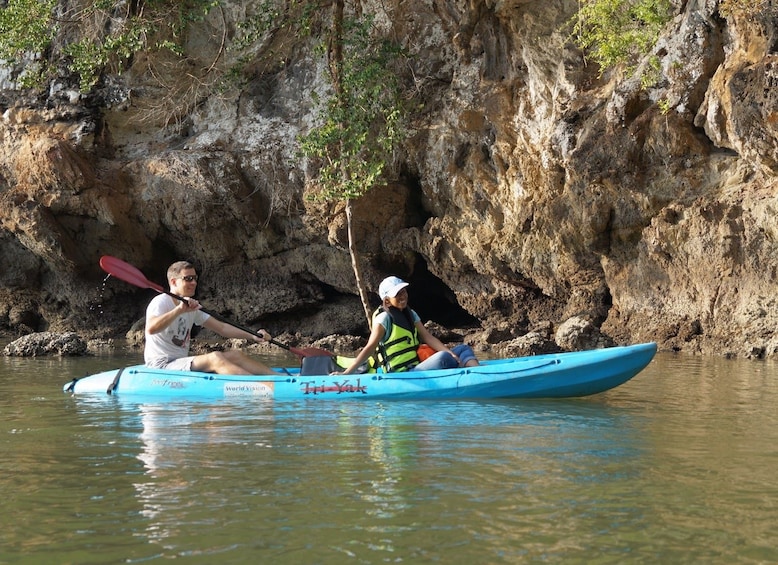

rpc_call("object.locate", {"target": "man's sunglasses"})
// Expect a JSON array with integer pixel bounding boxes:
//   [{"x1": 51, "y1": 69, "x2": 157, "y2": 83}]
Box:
[{"x1": 177, "y1": 275, "x2": 198, "y2": 282}]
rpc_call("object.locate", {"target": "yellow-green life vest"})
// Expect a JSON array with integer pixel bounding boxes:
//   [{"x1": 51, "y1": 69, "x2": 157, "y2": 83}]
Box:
[{"x1": 372, "y1": 306, "x2": 420, "y2": 372}]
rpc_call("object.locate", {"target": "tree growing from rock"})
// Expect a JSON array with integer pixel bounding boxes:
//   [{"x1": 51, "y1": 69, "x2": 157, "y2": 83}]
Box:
[
  {"x1": 233, "y1": 0, "x2": 410, "y2": 326},
  {"x1": 297, "y1": 2, "x2": 407, "y2": 326}
]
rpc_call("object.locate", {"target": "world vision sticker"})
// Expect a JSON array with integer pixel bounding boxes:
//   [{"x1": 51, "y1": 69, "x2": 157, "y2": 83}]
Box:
[{"x1": 223, "y1": 381, "x2": 274, "y2": 397}]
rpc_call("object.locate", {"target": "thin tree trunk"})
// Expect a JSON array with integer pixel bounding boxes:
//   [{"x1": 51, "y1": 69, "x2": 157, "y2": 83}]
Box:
[
  {"x1": 327, "y1": 0, "x2": 371, "y2": 328},
  {"x1": 328, "y1": 0, "x2": 344, "y2": 86},
  {"x1": 330, "y1": 0, "x2": 370, "y2": 327},
  {"x1": 345, "y1": 199, "x2": 372, "y2": 327}
]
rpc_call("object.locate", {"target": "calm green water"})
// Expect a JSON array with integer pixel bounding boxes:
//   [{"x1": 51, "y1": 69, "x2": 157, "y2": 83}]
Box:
[{"x1": 1, "y1": 347, "x2": 777, "y2": 564}]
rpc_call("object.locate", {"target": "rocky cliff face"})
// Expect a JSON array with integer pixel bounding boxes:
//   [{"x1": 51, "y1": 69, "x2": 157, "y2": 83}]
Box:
[{"x1": 1, "y1": 0, "x2": 777, "y2": 358}]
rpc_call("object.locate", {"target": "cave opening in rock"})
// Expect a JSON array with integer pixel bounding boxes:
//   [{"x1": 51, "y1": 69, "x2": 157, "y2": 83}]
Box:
[{"x1": 391, "y1": 256, "x2": 480, "y2": 329}]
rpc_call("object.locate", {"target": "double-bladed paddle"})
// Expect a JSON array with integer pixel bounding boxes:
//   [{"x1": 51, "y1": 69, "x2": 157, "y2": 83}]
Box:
[{"x1": 99, "y1": 255, "x2": 333, "y2": 359}]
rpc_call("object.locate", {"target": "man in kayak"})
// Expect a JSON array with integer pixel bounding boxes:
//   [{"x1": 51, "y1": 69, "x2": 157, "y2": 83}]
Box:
[
  {"x1": 144, "y1": 260, "x2": 280, "y2": 375},
  {"x1": 334, "y1": 276, "x2": 479, "y2": 375}
]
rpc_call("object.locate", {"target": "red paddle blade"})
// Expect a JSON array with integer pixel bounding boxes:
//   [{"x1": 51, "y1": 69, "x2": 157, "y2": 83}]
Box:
[{"x1": 100, "y1": 256, "x2": 164, "y2": 293}]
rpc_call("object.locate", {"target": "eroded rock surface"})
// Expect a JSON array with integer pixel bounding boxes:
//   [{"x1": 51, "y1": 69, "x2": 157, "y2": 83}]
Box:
[{"x1": 1, "y1": 1, "x2": 777, "y2": 358}]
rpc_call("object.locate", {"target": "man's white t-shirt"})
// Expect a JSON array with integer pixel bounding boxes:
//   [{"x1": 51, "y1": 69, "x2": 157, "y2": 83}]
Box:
[{"x1": 144, "y1": 294, "x2": 211, "y2": 367}]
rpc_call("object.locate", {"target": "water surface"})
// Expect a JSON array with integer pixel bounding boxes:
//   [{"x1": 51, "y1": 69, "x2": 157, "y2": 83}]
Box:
[{"x1": 1, "y1": 348, "x2": 776, "y2": 563}]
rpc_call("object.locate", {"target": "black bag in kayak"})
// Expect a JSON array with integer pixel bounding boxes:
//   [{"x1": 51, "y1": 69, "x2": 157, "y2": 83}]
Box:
[
  {"x1": 299, "y1": 355, "x2": 338, "y2": 376},
  {"x1": 298, "y1": 355, "x2": 368, "y2": 376}
]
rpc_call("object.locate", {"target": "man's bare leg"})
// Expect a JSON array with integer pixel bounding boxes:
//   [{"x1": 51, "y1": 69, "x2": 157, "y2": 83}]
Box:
[
  {"x1": 192, "y1": 351, "x2": 281, "y2": 375},
  {"x1": 225, "y1": 350, "x2": 281, "y2": 375}
]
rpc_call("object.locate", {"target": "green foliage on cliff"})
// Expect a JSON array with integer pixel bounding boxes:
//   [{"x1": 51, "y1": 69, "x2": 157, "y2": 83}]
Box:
[
  {"x1": 229, "y1": 3, "x2": 408, "y2": 203},
  {"x1": 0, "y1": 0, "x2": 57, "y2": 88},
  {"x1": 298, "y1": 16, "x2": 406, "y2": 202},
  {"x1": 570, "y1": 0, "x2": 673, "y2": 85},
  {"x1": 0, "y1": 0, "x2": 219, "y2": 92}
]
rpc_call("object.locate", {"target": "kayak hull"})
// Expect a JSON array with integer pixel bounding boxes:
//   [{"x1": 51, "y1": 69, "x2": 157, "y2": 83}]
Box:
[{"x1": 63, "y1": 342, "x2": 657, "y2": 401}]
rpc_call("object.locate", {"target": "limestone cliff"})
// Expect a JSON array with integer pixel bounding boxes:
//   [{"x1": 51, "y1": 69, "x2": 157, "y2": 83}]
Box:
[{"x1": 0, "y1": 0, "x2": 776, "y2": 358}]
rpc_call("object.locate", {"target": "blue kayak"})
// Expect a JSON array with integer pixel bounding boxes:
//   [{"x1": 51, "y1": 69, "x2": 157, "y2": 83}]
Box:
[{"x1": 62, "y1": 342, "x2": 657, "y2": 400}]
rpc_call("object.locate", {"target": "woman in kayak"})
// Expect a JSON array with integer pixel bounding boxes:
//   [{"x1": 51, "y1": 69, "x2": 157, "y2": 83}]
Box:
[
  {"x1": 335, "y1": 276, "x2": 479, "y2": 375},
  {"x1": 144, "y1": 260, "x2": 280, "y2": 375}
]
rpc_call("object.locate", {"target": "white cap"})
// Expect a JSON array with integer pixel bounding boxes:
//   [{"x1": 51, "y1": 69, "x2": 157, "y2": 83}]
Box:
[{"x1": 378, "y1": 276, "x2": 409, "y2": 299}]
